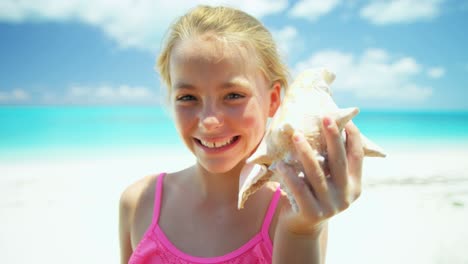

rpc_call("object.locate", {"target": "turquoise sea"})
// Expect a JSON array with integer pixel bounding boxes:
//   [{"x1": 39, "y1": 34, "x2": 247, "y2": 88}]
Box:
[{"x1": 1, "y1": 106, "x2": 468, "y2": 159}]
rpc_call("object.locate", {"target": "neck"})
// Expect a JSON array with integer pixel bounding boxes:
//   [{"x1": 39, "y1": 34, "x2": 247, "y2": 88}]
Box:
[{"x1": 192, "y1": 161, "x2": 245, "y2": 207}]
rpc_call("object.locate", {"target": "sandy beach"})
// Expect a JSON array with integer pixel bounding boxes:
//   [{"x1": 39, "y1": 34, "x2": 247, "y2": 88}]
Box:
[{"x1": 1, "y1": 144, "x2": 467, "y2": 264}]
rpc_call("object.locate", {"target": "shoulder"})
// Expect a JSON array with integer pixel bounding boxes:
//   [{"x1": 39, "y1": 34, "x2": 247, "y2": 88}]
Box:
[
  {"x1": 264, "y1": 181, "x2": 294, "y2": 242},
  {"x1": 119, "y1": 169, "x2": 191, "y2": 219},
  {"x1": 119, "y1": 174, "x2": 161, "y2": 222},
  {"x1": 255, "y1": 181, "x2": 282, "y2": 239},
  {"x1": 262, "y1": 180, "x2": 289, "y2": 209},
  {"x1": 119, "y1": 173, "x2": 161, "y2": 261},
  {"x1": 264, "y1": 181, "x2": 292, "y2": 212}
]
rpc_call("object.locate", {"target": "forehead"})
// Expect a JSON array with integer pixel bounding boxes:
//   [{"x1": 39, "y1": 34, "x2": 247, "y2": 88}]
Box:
[{"x1": 170, "y1": 35, "x2": 258, "y2": 75}]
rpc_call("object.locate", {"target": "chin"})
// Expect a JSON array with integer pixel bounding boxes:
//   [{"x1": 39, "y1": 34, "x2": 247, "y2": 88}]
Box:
[{"x1": 197, "y1": 159, "x2": 245, "y2": 175}]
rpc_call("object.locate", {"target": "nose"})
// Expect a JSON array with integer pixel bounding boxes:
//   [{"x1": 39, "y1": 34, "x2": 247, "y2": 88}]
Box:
[{"x1": 199, "y1": 103, "x2": 223, "y2": 131}]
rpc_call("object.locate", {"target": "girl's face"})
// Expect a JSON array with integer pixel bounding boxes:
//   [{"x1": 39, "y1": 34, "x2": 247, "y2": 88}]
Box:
[{"x1": 169, "y1": 36, "x2": 280, "y2": 174}]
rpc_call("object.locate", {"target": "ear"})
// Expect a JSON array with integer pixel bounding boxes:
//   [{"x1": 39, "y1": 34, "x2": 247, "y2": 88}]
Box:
[{"x1": 268, "y1": 81, "x2": 281, "y2": 117}]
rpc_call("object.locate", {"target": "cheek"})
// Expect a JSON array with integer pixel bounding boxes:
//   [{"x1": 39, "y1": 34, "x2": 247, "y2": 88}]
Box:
[
  {"x1": 238, "y1": 102, "x2": 268, "y2": 136},
  {"x1": 173, "y1": 107, "x2": 197, "y2": 133}
]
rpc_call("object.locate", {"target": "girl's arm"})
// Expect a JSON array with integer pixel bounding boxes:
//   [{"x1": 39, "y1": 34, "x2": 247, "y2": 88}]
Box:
[
  {"x1": 273, "y1": 217, "x2": 328, "y2": 263},
  {"x1": 273, "y1": 117, "x2": 363, "y2": 263},
  {"x1": 119, "y1": 187, "x2": 135, "y2": 264}
]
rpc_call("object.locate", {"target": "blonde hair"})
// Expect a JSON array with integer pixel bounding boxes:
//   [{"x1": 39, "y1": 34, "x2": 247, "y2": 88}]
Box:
[{"x1": 157, "y1": 5, "x2": 289, "y2": 94}]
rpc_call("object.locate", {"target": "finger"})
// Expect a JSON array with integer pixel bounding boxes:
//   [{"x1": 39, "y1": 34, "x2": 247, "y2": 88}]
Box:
[
  {"x1": 344, "y1": 121, "x2": 364, "y2": 183},
  {"x1": 276, "y1": 161, "x2": 321, "y2": 218},
  {"x1": 322, "y1": 116, "x2": 348, "y2": 187},
  {"x1": 292, "y1": 132, "x2": 332, "y2": 210}
]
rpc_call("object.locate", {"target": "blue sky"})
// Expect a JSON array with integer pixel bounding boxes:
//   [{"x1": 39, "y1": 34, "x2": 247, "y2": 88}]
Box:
[{"x1": 0, "y1": 0, "x2": 467, "y2": 110}]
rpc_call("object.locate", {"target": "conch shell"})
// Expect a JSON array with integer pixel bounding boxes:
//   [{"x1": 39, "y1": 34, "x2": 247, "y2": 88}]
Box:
[{"x1": 238, "y1": 68, "x2": 386, "y2": 211}]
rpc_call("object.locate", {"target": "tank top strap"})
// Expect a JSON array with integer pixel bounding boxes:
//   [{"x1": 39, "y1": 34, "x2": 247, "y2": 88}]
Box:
[
  {"x1": 151, "y1": 172, "x2": 166, "y2": 226},
  {"x1": 260, "y1": 186, "x2": 282, "y2": 238}
]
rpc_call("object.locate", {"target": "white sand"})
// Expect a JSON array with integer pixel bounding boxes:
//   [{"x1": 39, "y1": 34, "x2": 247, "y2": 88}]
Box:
[{"x1": 1, "y1": 145, "x2": 467, "y2": 263}]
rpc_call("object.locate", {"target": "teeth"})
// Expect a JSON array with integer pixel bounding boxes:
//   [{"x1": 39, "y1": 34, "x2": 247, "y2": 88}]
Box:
[{"x1": 200, "y1": 137, "x2": 235, "y2": 148}]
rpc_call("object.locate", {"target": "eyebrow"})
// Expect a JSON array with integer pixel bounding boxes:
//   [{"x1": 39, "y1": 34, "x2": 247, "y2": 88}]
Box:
[
  {"x1": 173, "y1": 78, "x2": 252, "y2": 90},
  {"x1": 225, "y1": 78, "x2": 252, "y2": 89},
  {"x1": 172, "y1": 82, "x2": 195, "y2": 90}
]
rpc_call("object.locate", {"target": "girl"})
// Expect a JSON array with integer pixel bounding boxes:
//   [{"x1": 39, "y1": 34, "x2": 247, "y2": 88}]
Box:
[{"x1": 119, "y1": 5, "x2": 364, "y2": 264}]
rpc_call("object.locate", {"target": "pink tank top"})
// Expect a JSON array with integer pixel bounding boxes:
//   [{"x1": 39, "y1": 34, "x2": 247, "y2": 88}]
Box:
[{"x1": 129, "y1": 173, "x2": 281, "y2": 264}]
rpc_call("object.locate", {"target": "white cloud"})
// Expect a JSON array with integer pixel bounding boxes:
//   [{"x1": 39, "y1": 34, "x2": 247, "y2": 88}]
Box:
[
  {"x1": 205, "y1": 0, "x2": 288, "y2": 18},
  {"x1": 289, "y1": 0, "x2": 341, "y2": 21},
  {"x1": 427, "y1": 67, "x2": 445, "y2": 78},
  {"x1": 391, "y1": 57, "x2": 421, "y2": 74},
  {"x1": 0, "y1": 0, "x2": 288, "y2": 52},
  {"x1": 64, "y1": 84, "x2": 159, "y2": 104},
  {"x1": 0, "y1": 84, "x2": 159, "y2": 105},
  {"x1": 294, "y1": 48, "x2": 433, "y2": 101},
  {"x1": 0, "y1": 89, "x2": 30, "y2": 103},
  {"x1": 271, "y1": 26, "x2": 303, "y2": 60},
  {"x1": 360, "y1": 0, "x2": 445, "y2": 25}
]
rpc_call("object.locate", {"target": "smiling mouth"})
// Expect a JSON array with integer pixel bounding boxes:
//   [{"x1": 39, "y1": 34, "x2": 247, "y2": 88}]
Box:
[{"x1": 195, "y1": 136, "x2": 240, "y2": 149}]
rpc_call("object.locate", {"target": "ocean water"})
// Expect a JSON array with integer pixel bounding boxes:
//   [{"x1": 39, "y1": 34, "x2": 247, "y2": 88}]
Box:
[{"x1": 1, "y1": 106, "x2": 468, "y2": 159}]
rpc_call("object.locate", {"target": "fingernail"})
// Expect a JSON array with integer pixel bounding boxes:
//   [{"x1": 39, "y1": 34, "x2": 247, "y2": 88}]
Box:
[
  {"x1": 323, "y1": 116, "x2": 334, "y2": 130},
  {"x1": 293, "y1": 132, "x2": 305, "y2": 143}
]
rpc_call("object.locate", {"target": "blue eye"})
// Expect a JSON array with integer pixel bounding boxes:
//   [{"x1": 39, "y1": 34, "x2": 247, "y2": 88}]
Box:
[{"x1": 176, "y1": 95, "x2": 196, "y2": 101}]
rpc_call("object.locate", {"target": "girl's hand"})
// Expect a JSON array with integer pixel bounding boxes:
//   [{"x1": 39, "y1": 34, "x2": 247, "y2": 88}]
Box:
[{"x1": 276, "y1": 117, "x2": 364, "y2": 236}]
